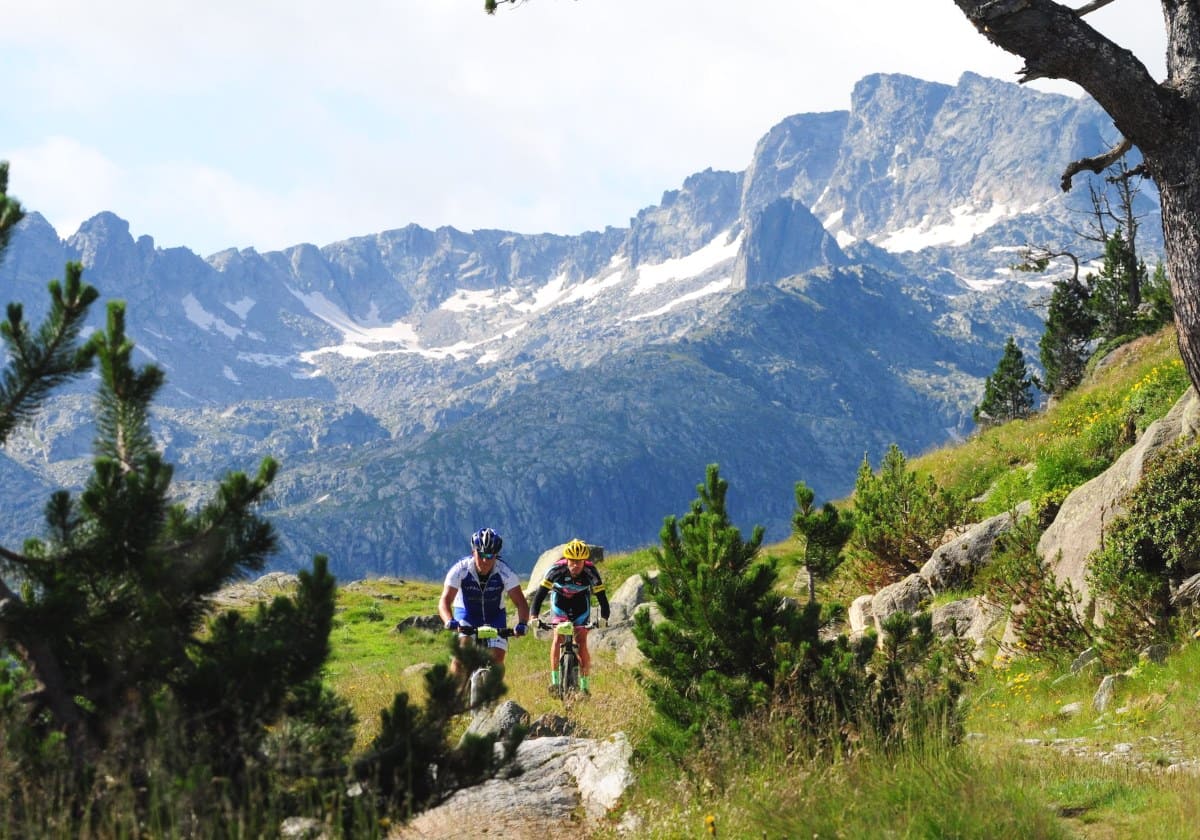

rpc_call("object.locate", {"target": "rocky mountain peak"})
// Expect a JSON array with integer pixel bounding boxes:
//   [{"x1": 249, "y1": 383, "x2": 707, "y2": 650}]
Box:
[{"x1": 0, "y1": 72, "x2": 1158, "y2": 580}]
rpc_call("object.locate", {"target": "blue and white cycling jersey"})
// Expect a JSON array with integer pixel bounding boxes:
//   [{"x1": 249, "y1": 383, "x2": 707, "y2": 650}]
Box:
[{"x1": 443, "y1": 555, "x2": 521, "y2": 627}]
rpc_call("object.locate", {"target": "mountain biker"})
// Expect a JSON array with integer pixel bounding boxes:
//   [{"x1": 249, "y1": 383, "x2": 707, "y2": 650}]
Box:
[
  {"x1": 438, "y1": 527, "x2": 530, "y2": 669},
  {"x1": 529, "y1": 538, "x2": 609, "y2": 693}
]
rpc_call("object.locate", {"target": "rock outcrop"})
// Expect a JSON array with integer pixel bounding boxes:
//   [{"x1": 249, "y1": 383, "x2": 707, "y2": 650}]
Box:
[
  {"x1": 1040, "y1": 387, "x2": 1200, "y2": 621},
  {"x1": 392, "y1": 733, "x2": 634, "y2": 840}
]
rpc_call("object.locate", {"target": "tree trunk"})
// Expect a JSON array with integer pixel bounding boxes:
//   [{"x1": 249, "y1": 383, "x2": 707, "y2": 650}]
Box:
[
  {"x1": 951, "y1": 0, "x2": 1200, "y2": 392},
  {"x1": 0, "y1": 578, "x2": 94, "y2": 771},
  {"x1": 1162, "y1": 176, "x2": 1200, "y2": 386}
]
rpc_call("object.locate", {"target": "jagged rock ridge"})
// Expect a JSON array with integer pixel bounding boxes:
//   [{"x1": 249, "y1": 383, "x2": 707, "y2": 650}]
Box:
[{"x1": 0, "y1": 72, "x2": 1161, "y2": 579}]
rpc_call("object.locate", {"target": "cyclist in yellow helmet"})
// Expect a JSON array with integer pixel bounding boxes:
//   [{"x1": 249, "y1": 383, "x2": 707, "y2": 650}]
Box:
[{"x1": 530, "y1": 539, "x2": 609, "y2": 694}]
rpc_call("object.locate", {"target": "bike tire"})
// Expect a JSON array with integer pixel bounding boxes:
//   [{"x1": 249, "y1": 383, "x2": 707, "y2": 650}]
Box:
[
  {"x1": 560, "y1": 651, "x2": 579, "y2": 696},
  {"x1": 469, "y1": 665, "x2": 491, "y2": 708}
]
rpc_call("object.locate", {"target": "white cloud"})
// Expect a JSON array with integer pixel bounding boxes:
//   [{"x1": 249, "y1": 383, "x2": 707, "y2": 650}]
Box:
[
  {"x1": 7, "y1": 137, "x2": 122, "y2": 236},
  {"x1": 0, "y1": 1, "x2": 1167, "y2": 256}
]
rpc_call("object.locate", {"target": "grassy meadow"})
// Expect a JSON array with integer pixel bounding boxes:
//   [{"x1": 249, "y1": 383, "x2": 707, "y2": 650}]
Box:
[{"x1": 319, "y1": 325, "x2": 1200, "y2": 838}]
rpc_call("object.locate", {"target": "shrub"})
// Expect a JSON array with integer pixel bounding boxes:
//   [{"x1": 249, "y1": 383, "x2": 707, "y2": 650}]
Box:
[
  {"x1": 637, "y1": 466, "x2": 972, "y2": 760},
  {"x1": 850, "y1": 444, "x2": 966, "y2": 582},
  {"x1": 1089, "y1": 441, "x2": 1200, "y2": 656},
  {"x1": 978, "y1": 516, "x2": 1092, "y2": 661},
  {"x1": 1030, "y1": 441, "x2": 1107, "y2": 498}
]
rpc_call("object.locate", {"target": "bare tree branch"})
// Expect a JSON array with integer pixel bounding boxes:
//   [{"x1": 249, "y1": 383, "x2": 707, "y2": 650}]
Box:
[
  {"x1": 1073, "y1": 0, "x2": 1119, "y2": 15},
  {"x1": 1110, "y1": 163, "x2": 1150, "y2": 183},
  {"x1": 1060, "y1": 137, "x2": 1133, "y2": 191},
  {"x1": 1014, "y1": 245, "x2": 1082, "y2": 283}
]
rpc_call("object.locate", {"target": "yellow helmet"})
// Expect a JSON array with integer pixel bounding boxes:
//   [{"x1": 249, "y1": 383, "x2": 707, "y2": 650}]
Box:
[{"x1": 563, "y1": 539, "x2": 590, "y2": 560}]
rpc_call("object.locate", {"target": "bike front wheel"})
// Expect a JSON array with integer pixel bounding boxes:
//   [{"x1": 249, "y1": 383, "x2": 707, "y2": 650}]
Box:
[
  {"x1": 469, "y1": 665, "x2": 491, "y2": 708},
  {"x1": 559, "y1": 651, "x2": 579, "y2": 696}
]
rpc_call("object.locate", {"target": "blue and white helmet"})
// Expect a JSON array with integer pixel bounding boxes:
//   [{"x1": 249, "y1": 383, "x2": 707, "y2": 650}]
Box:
[{"x1": 471, "y1": 527, "x2": 503, "y2": 555}]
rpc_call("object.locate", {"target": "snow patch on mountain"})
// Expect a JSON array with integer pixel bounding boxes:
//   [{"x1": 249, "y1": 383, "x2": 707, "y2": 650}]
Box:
[
  {"x1": 877, "y1": 203, "x2": 1020, "y2": 252},
  {"x1": 237, "y1": 352, "x2": 295, "y2": 368},
  {"x1": 441, "y1": 273, "x2": 574, "y2": 314},
  {"x1": 562, "y1": 256, "x2": 628, "y2": 304},
  {"x1": 225, "y1": 297, "x2": 256, "y2": 319},
  {"x1": 632, "y1": 231, "x2": 742, "y2": 295},
  {"x1": 628, "y1": 278, "x2": 734, "y2": 321},
  {"x1": 440, "y1": 287, "x2": 513, "y2": 312},
  {"x1": 183, "y1": 293, "x2": 242, "y2": 340}
]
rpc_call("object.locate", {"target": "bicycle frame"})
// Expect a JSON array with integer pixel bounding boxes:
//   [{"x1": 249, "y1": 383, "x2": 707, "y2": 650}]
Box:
[
  {"x1": 453, "y1": 624, "x2": 515, "y2": 708},
  {"x1": 538, "y1": 617, "x2": 597, "y2": 698}
]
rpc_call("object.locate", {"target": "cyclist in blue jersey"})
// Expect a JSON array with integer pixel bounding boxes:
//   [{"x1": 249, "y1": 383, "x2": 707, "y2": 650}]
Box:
[
  {"x1": 529, "y1": 539, "x2": 609, "y2": 693},
  {"x1": 437, "y1": 527, "x2": 530, "y2": 668}
]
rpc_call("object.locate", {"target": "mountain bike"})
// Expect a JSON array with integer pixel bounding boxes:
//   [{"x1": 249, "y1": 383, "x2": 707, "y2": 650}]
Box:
[
  {"x1": 537, "y1": 617, "x2": 599, "y2": 699},
  {"x1": 452, "y1": 624, "x2": 517, "y2": 708}
]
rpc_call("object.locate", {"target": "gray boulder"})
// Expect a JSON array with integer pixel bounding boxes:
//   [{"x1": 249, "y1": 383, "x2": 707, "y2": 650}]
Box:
[
  {"x1": 848, "y1": 594, "x2": 875, "y2": 637},
  {"x1": 1170, "y1": 572, "x2": 1200, "y2": 608},
  {"x1": 920, "y1": 503, "x2": 1030, "y2": 592},
  {"x1": 210, "y1": 572, "x2": 299, "y2": 608},
  {"x1": 871, "y1": 574, "x2": 933, "y2": 632},
  {"x1": 393, "y1": 734, "x2": 634, "y2": 839},
  {"x1": 464, "y1": 700, "x2": 528, "y2": 742},
  {"x1": 606, "y1": 571, "x2": 657, "y2": 624},
  {"x1": 1040, "y1": 387, "x2": 1199, "y2": 622},
  {"x1": 1092, "y1": 673, "x2": 1127, "y2": 713},
  {"x1": 590, "y1": 602, "x2": 665, "y2": 667},
  {"x1": 930, "y1": 597, "x2": 1005, "y2": 659},
  {"x1": 395, "y1": 614, "x2": 442, "y2": 632}
]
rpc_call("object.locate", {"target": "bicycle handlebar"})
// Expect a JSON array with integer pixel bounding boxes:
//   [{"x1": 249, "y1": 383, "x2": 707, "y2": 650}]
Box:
[
  {"x1": 534, "y1": 616, "x2": 603, "y2": 631},
  {"x1": 452, "y1": 624, "x2": 518, "y2": 639}
]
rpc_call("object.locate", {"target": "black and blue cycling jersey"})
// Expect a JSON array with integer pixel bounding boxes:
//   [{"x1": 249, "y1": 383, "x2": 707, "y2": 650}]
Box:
[{"x1": 530, "y1": 559, "x2": 610, "y2": 625}]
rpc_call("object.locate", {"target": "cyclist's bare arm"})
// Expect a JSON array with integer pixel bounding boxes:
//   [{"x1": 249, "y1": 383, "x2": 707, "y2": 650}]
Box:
[
  {"x1": 438, "y1": 585, "x2": 458, "y2": 625},
  {"x1": 508, "y1": 584, "x2": 531, "y2": 625}
]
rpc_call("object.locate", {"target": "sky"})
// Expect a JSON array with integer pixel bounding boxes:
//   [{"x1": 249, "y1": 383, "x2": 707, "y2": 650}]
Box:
[{"x1": 0, "y1": 0, "x2": 1168, "y2": 258}]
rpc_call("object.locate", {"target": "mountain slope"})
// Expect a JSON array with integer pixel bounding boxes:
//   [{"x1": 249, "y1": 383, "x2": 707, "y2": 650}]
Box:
[{"x1": 0, "y1": 72, "x2": 1155, "y2": 578}]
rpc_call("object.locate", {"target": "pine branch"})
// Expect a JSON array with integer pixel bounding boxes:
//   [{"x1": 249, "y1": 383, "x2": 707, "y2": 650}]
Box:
[
  {"x1": 0, "y1": 161, "x2": 25, "y2": 253},
  {"x1": 91, "y1": 301, "x2": 164, "y2": 473},
  {"x1": 0, "y1": 263, "x2": 99, "y2": 444}
]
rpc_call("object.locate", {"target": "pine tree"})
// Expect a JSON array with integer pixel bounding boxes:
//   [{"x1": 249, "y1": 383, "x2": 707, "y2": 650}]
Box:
[
  {"x1": 632, "y1": 464, "x2": 785, "y2": 736},
  {"x1": 852, "y1": 444, "x2": 962, "y2": 579},
  {"x1": 792, "y1": 481, "x2": 854, "y2": 603},
  {"x1": 0, "y1": 163, "x2": 102, "y2": 766},
  {"x1": 1038, "y1": 277, "x2": 1097, "y2": 397},
  {"x1": 357, "y1": 647, "x2": 516, "y2": 819},
  {"x1": 0, "y1": 163, "x2": 349, "y2": 814},
  {"x1": 1087, "y1": 228, "x2": 1147, "y2": 343},
  {"x1": 4, "y1": 301, "x2": 346, "y2": 789},
  {"x1": 0, "y1": 165, "x2": 98, "y2": 445},
  {"x1": 1139, "y1": 261, "x2": 1174, "y2": 334},
  {"x1": 974, "y1": 336, "x2": 1035, "y2": 427}
]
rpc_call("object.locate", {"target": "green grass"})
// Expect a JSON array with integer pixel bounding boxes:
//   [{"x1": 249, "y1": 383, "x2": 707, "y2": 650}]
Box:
[
  {"x1": 324, "y1": 570, "x2": 656, "y2": 750},
  {"x1": 314, "y1": 326, "x2": 1200, "y2": 837},
  {"x1": 914, "y1": 329, "x2": 1187, "y2": 507}
]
